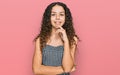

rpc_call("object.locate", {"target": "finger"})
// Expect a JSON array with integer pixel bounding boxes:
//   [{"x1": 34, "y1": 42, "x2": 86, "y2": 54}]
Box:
[
  {"x1": 55, "y1": 29, "x2": 62, "y2": 34},
  {"x1": 56, "y1": 30, "x2": 63, "y2": 37},
  {"x1": 59, "y1": 26, "x2": 64, "y2": 30},
  {"x1": 58, "y1": 26, "x2": 64, "y2": 30}
]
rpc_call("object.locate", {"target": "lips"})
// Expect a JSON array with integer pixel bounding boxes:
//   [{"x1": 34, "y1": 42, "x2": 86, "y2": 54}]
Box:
[{"x1": 54, "y1": 21, "x2": 61, "y2": 25}]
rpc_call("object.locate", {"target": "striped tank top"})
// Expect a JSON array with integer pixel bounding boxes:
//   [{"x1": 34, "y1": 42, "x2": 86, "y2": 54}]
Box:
[{"x1": 42, "y1": 44, "x2": 70, "y2": 75}]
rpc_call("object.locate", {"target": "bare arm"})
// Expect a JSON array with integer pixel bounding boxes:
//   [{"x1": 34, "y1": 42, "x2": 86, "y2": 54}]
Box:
[
  {"x1": 62, "y1": 36, "x2": 78, "y2": 72},
  {"x1": 32, "y1": 37, "x2": 64, "y2": 75}
]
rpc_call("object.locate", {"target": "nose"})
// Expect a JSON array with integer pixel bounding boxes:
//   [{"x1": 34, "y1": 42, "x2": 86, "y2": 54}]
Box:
[{"x1": 56, "y1": 15, "x2": 60, "y2": 20}]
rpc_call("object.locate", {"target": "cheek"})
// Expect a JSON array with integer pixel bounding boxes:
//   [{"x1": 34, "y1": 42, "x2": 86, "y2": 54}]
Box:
[
  {"x1": 51, "y1": 20, "x2": 54, "y2": 25},
  {"x1": 61, "y1": 17, "x2": 65, "y2": 22},
  {"x1": 50, "y1": 17, "x2": 55, "y2": 23}
]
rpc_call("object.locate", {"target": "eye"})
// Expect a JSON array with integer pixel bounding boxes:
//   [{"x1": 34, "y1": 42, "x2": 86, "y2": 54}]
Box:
[
  {"x1": 51, "y1": 14, "x2": 55, "y2": 16},
  {"x1": 60, "y1": 14, "x2": 65, "y2": 16}
]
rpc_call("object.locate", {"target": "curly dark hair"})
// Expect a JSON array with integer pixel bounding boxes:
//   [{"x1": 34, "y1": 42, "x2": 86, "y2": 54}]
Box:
[{"x1": 33, "y1": 2, "x2": 81, "y2": 51}]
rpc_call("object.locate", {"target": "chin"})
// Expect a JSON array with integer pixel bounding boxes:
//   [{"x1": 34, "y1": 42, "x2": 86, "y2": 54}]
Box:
[
  {"x1": 54, "y1": 26, "x2": 60, "y2": 29},
  {"x1": 54, "y1": 25, "x2": 62, "y2": 28}
]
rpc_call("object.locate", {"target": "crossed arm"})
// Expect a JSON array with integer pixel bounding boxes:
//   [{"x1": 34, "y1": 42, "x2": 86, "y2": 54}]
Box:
[{"x1": 32, "y1": 37, "x2": 78, "y2": 75}]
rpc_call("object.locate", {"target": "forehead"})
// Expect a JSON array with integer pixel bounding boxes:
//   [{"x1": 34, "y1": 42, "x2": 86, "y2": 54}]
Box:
[{"x1": 51, "y1": 5, "x2": 65, "y2": 13}]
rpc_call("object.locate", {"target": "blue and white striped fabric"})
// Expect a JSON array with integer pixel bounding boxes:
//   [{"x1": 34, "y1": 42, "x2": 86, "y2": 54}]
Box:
[{"x1": 42, "y1": 45, "x2": 70, "y2": 75}]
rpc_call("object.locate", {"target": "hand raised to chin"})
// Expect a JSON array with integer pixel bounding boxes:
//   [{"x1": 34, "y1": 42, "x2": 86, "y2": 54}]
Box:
[{"x1": 55, "y1": 26, "x2": 69, "y2": 43}]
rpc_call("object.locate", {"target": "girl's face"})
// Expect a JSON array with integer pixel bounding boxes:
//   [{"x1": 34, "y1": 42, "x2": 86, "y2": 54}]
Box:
[{"x1": 50, "y1": 5, "x2": 65, "y2": 28}]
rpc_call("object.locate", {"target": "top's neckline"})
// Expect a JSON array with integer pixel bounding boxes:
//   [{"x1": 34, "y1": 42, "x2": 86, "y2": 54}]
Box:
[{"x1": 46, "y1": 44, "x2": 64, "y2": 48}]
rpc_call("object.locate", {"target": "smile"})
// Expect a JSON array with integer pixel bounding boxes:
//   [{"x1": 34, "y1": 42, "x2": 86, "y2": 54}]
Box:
[{"x1": 54, "y1": 21, "x2": 62, "y2": 25}]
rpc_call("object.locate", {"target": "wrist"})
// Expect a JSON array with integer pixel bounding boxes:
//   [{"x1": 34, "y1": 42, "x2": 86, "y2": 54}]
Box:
[{"x1": 64, "y1": 39, "x2": 69, "y2": 44}]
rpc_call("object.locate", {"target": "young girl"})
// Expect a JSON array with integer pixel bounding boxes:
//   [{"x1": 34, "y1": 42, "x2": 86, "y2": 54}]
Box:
[{"x1": 32, "y1": 2, "x2": 80, "y2": 75}]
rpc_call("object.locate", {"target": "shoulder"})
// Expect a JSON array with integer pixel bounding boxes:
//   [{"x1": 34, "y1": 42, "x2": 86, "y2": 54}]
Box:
[
  {"x1": 70, "y1": 36, "x2": 79, "y2": 48},
  {"x1": 34, "y1": 36, "x2": 42, "y2": 53},
  {"x1": 35, "y1": 36, "x2": 41, "y2": 47},
  {"x1": 70, "y1": 36, "x2": 78, "y2": 52},
  {"x1": 73, "y1": 36, "x2": 79, "y2": 45},
  {"x1": 35, "y1": 36, "x2": 40, "y2": 43}
]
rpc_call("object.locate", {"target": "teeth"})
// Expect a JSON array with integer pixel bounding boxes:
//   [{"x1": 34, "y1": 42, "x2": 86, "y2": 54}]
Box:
[{"x1": 55, "y1": 21, "x2": 61, "y2": 25}]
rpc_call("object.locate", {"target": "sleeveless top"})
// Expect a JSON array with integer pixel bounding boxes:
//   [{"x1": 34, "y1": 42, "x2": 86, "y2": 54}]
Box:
[{"x1": 42, "y1": 44, "x2": 70, "y2": 75}]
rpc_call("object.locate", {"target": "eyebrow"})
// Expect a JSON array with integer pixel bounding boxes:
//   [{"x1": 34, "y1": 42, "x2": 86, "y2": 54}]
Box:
[{"x1": 51, "y1": 11, "x2": 65, "y2": 13}]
